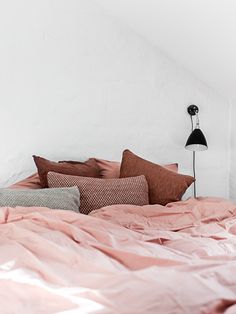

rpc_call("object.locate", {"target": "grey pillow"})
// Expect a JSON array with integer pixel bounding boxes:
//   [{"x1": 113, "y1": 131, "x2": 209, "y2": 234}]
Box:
[{"x1": 0, "y1": 187, "x2": 80, "y2": 212}]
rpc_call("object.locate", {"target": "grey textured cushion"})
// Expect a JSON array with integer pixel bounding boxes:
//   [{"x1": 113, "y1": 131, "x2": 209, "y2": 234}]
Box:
[{"x1": 0, "y1": 187, "x2": 80, "y2": 212}]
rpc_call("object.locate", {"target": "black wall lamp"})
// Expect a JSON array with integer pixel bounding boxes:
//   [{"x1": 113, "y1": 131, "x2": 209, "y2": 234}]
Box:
[{"x1": 185, "y1": 105, "x2": 208, "y2": 198}]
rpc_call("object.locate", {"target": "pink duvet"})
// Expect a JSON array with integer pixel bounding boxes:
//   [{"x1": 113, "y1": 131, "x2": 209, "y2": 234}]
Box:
[{"x1": 1, "y1": 197, "x2": 236, "y2": 313}]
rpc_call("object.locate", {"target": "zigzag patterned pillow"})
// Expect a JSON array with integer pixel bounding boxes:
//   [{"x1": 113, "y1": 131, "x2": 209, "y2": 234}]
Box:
[{"x1": 47, "y1": 172, "x2": 149, "y2": 215}]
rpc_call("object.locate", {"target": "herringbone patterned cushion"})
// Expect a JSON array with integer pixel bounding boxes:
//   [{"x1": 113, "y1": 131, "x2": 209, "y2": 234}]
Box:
[{"x1": 47, "y1": 172, "x2": 149, "y2": 215}]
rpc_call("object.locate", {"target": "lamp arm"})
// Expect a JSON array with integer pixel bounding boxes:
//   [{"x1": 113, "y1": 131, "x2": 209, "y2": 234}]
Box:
[
  {"x1": 190, "y1": 115, "x2": 194, "y2": 132},
  {"x1": 195, "y1": 113, "x2": 200, "y2": 128}
]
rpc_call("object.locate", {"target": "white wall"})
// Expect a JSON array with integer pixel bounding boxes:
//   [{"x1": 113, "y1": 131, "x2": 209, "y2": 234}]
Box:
[
  {"x1": 96, "y1": 0, "x2": 236, "y2": 101},
  {"x1": 0, "y1": 0, "x2": 230, "y2": 199},
  {"x1": 230, "y1": 101, "x2": 236, "y2": 200}
]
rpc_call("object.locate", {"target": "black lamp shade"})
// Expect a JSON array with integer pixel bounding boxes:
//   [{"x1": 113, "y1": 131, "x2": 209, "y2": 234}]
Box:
[{"x1": 185, "y1": 128, "x2": 208, "y2": 151}]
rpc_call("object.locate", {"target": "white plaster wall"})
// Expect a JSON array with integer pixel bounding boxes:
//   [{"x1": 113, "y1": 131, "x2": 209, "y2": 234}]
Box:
[
  {"x1": 229, "y1": 101, "x2": 236, "y2": 200},
  {"x1": 0, "y1": 0, "x2": 230, "y2": 199}
]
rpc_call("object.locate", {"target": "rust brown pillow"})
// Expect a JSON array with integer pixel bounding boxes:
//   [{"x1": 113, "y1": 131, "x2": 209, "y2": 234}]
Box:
[
  {"x1": 33, "y1": 155, "x2": 100, "y2": 188},
  {"x1": 119, "y1": 150, "x2": 194, "y2": 205}
]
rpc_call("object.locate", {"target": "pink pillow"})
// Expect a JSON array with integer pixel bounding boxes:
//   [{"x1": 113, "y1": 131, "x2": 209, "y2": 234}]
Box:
[
  {"x1": 9, "y1": 173, "x2": 42, "y2": 189},
  {"x1": 94, "y1": 158, "x2": 121, "y2": 179},
  {"x1": 47, "y1": 172, "x2": 149, "y2": 215},
  {"x1": 163, "y1": 163, "x2": 178, "y2": 172},
  {"x1": 94, "y1": 158, "x2": 178, "y2": 179}
]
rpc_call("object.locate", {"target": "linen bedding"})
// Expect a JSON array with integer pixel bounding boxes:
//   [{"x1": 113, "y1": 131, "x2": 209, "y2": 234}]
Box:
[{"x1": 1, "y1": 198, "x2": 236, "y2": 313}]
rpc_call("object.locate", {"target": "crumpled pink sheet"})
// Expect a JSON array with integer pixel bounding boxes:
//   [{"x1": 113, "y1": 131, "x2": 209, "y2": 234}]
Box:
[{"x1": 1, "y1": 197, "x2": 236, "y2": 313}]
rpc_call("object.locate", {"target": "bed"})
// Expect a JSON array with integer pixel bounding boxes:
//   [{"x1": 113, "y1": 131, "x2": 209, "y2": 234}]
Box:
[
  {"x1": 2, "y1": 150, "x2": 236, "y2": 313},
  {"x1": 1, "y1": 197, "x2": 236, "y2": 313}
]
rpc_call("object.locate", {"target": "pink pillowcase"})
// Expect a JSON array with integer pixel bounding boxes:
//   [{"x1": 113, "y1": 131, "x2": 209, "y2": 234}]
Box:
[
  {"x1": 163, "y1": 163, "x2": 178, "y2": 173},
  {"x1": 47, "y1": 172, "x2": 149, "y2": 215},
  {"x1": 94, "y1": 158, "x2": 121, "y2": 179},
  {"x1": 95, "y1": 158, "x2": 178, "y2": 179},
  {"x1": 9, "y1": 173, "x2": 42, "y2": 189}
]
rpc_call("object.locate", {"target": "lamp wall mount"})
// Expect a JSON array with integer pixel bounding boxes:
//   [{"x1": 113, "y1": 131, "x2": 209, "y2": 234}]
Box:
[{"x1": 187, "y1": 105, "x2": 199, "y2": 116}]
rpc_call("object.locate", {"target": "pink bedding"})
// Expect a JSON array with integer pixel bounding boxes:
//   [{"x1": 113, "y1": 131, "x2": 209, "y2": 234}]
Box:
[
  {"x1": 9, "y1": 173, "x2": 41, "y2": 189},
  {"x1": 1, "y1": 197, "x2": 236, "y2": 313}
]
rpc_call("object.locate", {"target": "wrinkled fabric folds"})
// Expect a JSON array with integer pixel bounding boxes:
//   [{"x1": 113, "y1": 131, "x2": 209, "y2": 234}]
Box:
[{"x1": 1, "y1": 197, "x2": 236, "y2": 313}]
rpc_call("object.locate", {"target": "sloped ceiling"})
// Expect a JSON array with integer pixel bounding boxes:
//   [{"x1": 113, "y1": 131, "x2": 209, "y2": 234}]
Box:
[{"x1": 96, "y1": 0, "x2": 236, "y2": 101}]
